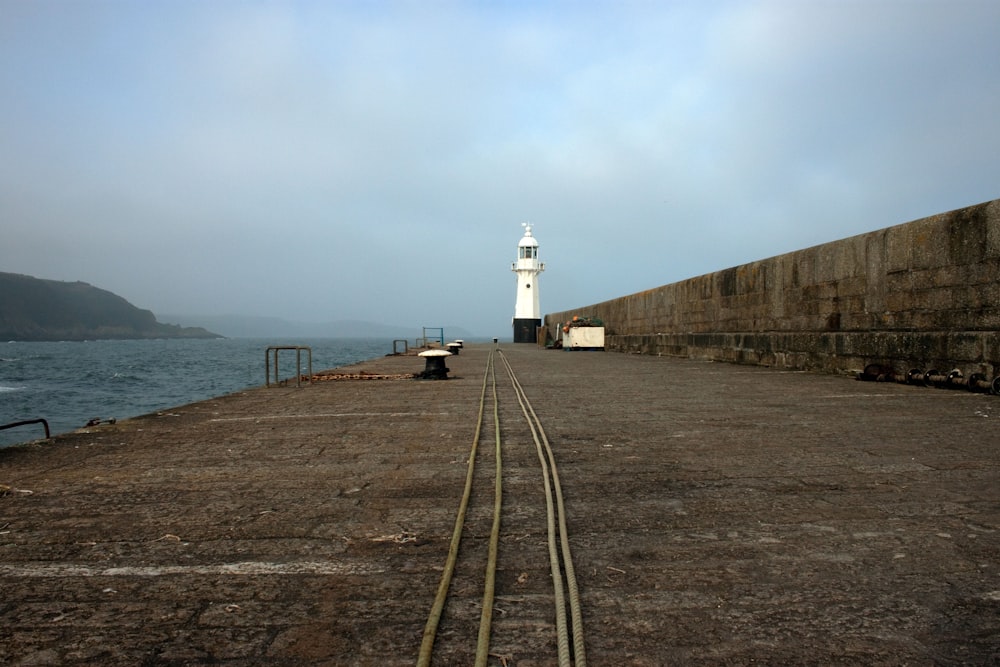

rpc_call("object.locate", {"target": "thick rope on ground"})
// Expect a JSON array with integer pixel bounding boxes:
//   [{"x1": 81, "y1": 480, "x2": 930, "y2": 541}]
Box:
[{"x1": 416, "y1": 350, "x2": 493, "y2": 666}]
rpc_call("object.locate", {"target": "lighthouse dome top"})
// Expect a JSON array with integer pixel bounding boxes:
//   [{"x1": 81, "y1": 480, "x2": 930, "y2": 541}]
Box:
[{"x1": 518, "y1": 223, "x2": 539, "y2": 247}]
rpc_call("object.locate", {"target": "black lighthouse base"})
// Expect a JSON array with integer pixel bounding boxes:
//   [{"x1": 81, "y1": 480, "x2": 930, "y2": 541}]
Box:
[{"x1": 513, "y1": 318, "x2": 541, "y2": 344}]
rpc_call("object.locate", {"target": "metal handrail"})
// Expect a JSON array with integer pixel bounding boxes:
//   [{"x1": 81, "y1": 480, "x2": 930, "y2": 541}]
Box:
[
  {"x1": 265, "y1": 346, "x2": 313, "y2": 388},
  {"x1": 422, "y1": 327, "x2": 444, "y2": 346},
  {"x1": 0, "y1": 418, "x2": 51, "y2": 440}
]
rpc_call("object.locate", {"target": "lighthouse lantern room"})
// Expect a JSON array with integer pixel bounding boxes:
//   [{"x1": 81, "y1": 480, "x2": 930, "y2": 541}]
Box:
[{"x1": 511, "y1": 223, "x2": 545, "y2": 343}]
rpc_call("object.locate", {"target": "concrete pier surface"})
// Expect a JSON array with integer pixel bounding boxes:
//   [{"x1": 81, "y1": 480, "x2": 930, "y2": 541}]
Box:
[{"x1": 2, "y1": 344, "x2": 998, "y2": 666}]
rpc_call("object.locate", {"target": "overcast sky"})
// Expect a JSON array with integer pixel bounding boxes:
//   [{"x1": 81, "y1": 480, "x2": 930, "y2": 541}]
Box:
[{"x1": 2, "y1": 0, "x2": 998, "y2": 337}]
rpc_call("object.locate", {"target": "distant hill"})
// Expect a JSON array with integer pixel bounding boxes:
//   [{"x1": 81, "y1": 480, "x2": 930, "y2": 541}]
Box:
[
  {"x1": 158, "y1": 313, "x2": 477, "y2": 341},
  {"x1": 0, "y1": 272, "x2": 222, "y2": 341}
]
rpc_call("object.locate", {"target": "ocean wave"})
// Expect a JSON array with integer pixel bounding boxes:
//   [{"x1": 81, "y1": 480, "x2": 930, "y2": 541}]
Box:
[{"x1": 1, "y1": 337, "x2": 392, "y2": 444}]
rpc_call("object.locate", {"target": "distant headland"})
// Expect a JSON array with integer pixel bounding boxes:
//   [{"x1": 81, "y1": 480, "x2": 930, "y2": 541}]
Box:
[{"x1": 0, "y1": 272, "x2": 222, "y2": 341}]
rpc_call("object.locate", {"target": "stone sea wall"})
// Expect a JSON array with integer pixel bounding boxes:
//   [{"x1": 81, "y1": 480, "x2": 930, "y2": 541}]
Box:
[{"x1": 544, "y1": 198, "x2": 1000, "y2": 377}]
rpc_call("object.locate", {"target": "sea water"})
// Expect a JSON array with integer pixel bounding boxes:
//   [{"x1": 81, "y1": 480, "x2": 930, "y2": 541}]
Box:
[{"x1": 0, "y1": 338, "x2": 393, "y2": 447}]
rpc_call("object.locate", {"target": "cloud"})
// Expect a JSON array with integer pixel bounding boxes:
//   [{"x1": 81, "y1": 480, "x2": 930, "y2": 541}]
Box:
[{"x1": 1, "y1": 1, "x2": 998, "y2": 336}]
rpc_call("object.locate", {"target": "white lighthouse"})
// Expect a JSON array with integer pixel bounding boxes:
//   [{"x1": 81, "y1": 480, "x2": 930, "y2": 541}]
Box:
[{"x1": 511, "y1": 223, "x2": 545, "y2": 343}]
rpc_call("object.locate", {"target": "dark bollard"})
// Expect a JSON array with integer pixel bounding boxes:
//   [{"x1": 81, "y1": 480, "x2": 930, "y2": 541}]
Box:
[
  {"x1": 418, "y1": 350, "x2": 452, "y2": 379},
  {"x1": 446, "y1": 343, "x2": 461, "y2": 355}
]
